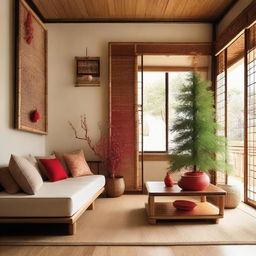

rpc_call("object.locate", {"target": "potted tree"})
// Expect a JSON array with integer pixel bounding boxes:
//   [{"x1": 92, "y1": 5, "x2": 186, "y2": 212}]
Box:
[
  {"x1": 69, "y1": 116, "x2": 125, "y2": 197},
  {"x1": 169, "y1": 72, "x2": 229, "y2": 190}
]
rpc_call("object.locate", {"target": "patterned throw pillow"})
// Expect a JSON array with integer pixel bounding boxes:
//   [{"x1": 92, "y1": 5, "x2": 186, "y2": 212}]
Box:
[{"x1": 63, "y1": 149, "x2": 93, "y2": 177}]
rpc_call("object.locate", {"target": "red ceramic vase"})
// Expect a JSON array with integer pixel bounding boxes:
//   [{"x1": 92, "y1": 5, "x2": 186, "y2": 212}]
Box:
[
  {"x1": 164, "y1": 172, "x2": 174, "y2": 187},
  {"x1": 178, "y1": 171, "x2": 210, "y2": 191}
]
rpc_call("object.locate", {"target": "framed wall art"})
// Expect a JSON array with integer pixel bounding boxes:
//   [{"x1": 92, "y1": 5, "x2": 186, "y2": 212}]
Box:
[
  {"x1": 15, "y1": 0, "x2": 48, "y2": 134},
  {"x1": 75, "y1": 57, "x2": 100, "y2": 87}
]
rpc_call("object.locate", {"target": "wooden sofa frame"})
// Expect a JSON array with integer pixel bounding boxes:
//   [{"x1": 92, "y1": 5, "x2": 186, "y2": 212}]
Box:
[{"x1": 0, "y1": 187, "x2": 104, "y2": 235}]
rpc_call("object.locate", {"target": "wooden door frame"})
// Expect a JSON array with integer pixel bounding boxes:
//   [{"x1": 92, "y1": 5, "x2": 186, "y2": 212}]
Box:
[{"x1": 109, "y1": 42, "x2": 212, "y2": 191}]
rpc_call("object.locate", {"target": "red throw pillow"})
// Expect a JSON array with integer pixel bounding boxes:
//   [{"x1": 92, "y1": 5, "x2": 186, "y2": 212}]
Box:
[{"x1": 39, "y1": 158, "x2": 67, "y2": 182}]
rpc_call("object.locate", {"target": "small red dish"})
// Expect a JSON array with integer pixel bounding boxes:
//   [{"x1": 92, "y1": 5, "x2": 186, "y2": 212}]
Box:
[{"x1": 173, "y1": 200, "x2": 197, "y2": 211}]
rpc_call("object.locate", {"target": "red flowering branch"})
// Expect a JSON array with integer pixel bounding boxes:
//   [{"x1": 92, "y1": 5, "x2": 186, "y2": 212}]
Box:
[{"x1": 69, "y1": 115, "x2": 123, "y2": 177}]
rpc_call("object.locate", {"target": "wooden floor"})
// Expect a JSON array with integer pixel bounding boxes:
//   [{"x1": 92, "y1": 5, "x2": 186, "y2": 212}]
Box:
[{"x1": 0, "y1": 245, "x2": 256, "y2": 256}]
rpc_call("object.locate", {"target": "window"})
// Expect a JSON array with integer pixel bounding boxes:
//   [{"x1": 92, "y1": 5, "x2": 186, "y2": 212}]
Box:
[
  {"x1": 216, "y1": 35, "x2": 245, "y2": 189},
  {"x1": 227, "y1": 58, "x2": 244, "y2": 188},
  {"x1": 138, "y1": 66, "x2": 207, "y2": 153},
  {"x1": 247, "y1": 24, "x2": 256, "y2": 205},
  {"x1": 143, "y1": 72, "x2": 166, "y2": 152}
]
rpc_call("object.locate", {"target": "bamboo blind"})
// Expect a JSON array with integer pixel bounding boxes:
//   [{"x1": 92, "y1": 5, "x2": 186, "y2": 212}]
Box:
[
  {"x1": 109, "y1": 44, "x2": 139, "y2": 191},
  {"x1": 227, "y1": 34, "x2": 245, "y2": 68}
]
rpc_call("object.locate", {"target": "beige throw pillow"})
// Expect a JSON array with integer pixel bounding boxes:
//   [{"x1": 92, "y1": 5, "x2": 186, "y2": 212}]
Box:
[
  {"x1": 0, "y1": 167, "x2": 20, "y2": 194},
  {"x1": 26, "y1": 154, "x2": 42, "y2": 175},
  {"x1": 8, "y1": 155, "x2": 43, "y2": 195},
  {"x1": 54, "y1": 151, "x2": 70, "y2": 176},
  {"x1": 63, "y1": 149, "x2": 93, "y2": 177}
]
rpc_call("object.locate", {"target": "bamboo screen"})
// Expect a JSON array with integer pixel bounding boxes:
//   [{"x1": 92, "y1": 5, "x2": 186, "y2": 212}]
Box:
[
  {"x1": 247, "y1": 24, "x2": 256, "y2": 205},
  {"x1": 216, "y1": 51, "x2": 226, "y2": 184},
  {"x1": 109, "y1": 44, "x2": 139, "y2": 191}
]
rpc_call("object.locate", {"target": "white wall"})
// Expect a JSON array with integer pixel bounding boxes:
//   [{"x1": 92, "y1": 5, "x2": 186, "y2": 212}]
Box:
[
  {"x1": 217, "y1": 0, "x2": 253, "y2": 36},
  {"x1": 0, "y1": 0, "x2": 45, "y2": 165},
  {"x1": 46, "y1": 23, "x2": 211, "y2": 181}
]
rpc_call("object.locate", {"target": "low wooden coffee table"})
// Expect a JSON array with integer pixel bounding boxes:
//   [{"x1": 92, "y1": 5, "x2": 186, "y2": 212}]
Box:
[{"x1": 145, "y1": 181, "x2": 226, "y2": 224}]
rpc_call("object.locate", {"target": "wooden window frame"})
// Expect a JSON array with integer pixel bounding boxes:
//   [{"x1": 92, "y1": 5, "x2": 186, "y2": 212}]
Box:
[
  {"x1": 141, "y1": 69, "x2": 208, "y2": 154},
  {"x1": 141, "y1": 71, "x2": 168, "y2": 154},
  {"x1": 110, "y1": 42, "x2": 212, "y2": 191}
]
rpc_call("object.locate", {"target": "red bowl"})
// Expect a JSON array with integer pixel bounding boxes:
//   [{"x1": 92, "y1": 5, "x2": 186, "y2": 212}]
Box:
[{"x1": 173, "y1": 200, "x2": 197, "y2": 211}]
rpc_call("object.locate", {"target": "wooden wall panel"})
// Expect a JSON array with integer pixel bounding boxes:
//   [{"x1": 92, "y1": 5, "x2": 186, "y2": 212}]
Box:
[
  {"x1": 16, "y1": 0, "x2": 47, "y2": 134},
  {"x1": 109, "y1": 44, "x2": 138, "y2": 191}
]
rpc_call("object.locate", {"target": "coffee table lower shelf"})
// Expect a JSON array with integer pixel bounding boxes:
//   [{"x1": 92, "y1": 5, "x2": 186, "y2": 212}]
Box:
[{"x1": 145, "y1": 202, "x2": 222, "y2": 224}]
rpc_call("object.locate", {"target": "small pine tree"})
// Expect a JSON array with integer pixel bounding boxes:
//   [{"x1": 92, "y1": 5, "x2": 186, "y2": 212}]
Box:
[{"x1": 169, "y1": 72, "x2": 228, "y2": 173}]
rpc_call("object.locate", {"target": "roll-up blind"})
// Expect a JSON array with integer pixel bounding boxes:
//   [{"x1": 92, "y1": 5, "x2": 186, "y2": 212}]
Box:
[{"x1": 109, "y1": 44, "x2": 139, "y2": 191}]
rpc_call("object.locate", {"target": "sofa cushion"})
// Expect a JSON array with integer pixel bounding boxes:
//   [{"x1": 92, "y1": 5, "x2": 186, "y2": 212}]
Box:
[
  {"x1": 30, "y1": 154, "x2": 55, "y2": 180},
  {"x1": 8, "y1": 155, "x2": 43, "y2": 195},
  {"x1": 0, "y1": 175, "x2": 105, "y2": 217},
  {"x1": 39, "y1": 158, "x2": 68, "y2": 182},
  {"x1": 0, "y1": 167, "x2": 20, "y2": 194},
  {"x1": 63, "y1": 149, "x2": 93, "y2": 177},
  {"x1": 54, "y1": 151, "x2": 70, "y2": 176}
]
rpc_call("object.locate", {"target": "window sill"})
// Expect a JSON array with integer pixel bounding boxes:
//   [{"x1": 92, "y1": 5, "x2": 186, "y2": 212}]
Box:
[{"x1": 139, "y1": 153, "x2": 170, "y2": 161}]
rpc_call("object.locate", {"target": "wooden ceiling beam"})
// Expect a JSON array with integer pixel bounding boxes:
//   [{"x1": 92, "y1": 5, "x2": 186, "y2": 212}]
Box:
[
  {"x1": 215, "y1": 0, "x2": 239, "y2": 23},
  {"x1": 42, "y1": 19, "x2": 213, "y2": 24}
]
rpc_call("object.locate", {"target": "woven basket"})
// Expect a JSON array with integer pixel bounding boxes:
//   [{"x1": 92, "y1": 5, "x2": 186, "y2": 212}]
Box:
[{"x1": 208, "y1": 184, "x2": 241, "y2": 209}]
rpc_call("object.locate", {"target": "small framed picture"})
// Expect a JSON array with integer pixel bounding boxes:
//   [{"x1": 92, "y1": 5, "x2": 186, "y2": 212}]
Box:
[{"x1": 75, "y1": 57, "x2": 100, "y2": 87}]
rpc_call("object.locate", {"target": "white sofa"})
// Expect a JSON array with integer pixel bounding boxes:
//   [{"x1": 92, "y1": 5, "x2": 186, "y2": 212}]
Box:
[{"x1": 0, "y1": 174, "x2": 105, "y2": 234}]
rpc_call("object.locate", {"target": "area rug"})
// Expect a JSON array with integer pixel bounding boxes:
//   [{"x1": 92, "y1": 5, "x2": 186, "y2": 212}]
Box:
[{"x1": 0, "y1": 195, "x2": 256, "y2": 245}]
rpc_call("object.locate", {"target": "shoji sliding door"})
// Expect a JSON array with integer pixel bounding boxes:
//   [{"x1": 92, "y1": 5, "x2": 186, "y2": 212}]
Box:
[
  {"x1": 216, "y1": 51, "x2": 227, "y2": 184},
  {"x1": 215, "y1": 25, "x2": 256, "y2": 207},
  {"x1": 246, "y1": 24, "x2": 256, "y2": 207}
]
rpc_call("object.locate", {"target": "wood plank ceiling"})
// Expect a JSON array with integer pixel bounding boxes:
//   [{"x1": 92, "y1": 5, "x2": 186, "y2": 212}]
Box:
[{"x1": 29, "y1": 0, "x2": 237, "y2": 22}]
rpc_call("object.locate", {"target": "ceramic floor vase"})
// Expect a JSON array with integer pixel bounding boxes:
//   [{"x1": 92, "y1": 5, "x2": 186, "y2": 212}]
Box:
[
  {"x1": 106, "y1": 176, "x2": 125, "y2": 197},
  {"x1": 178, "y1": 171, "x2": 210, "y2": 191}
]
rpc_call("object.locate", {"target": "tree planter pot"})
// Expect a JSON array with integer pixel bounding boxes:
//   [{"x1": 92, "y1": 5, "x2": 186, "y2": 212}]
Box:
[
  {"x1": 105, "y1": 176, "x2": 125, "y2": 197},
  {"x1": 178, "y1": 172, "x2": 210, "y2": 191}
]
